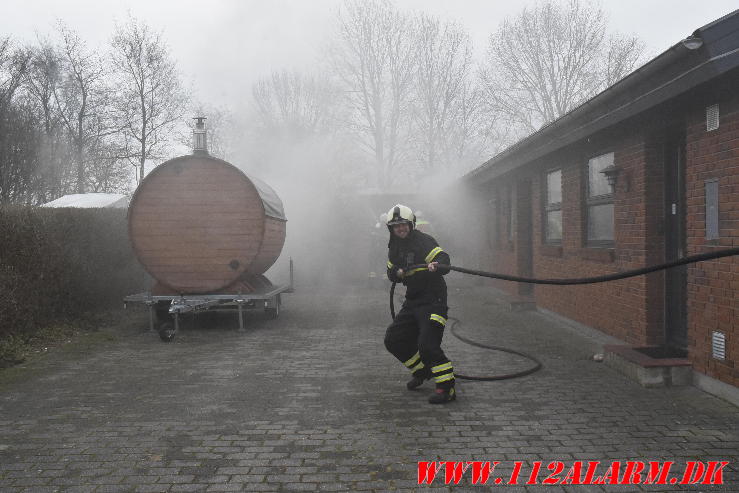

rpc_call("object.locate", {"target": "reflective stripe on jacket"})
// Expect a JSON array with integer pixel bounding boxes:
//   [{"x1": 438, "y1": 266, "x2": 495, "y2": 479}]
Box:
[{"x1": 387, "y1": 230, "x2": 450, "y2": 306}]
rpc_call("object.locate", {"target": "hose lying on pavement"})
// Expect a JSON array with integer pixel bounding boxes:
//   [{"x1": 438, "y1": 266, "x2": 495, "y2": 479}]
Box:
[
  {"x1": 390, "y1": 283, "x2": 542, "y2": 381},
  {"x1": 447, "y1": 316, "x2": 543, "y2": 381},
  {"x1": 389, "y1": 246, "x2": 739, "y2": 381}
]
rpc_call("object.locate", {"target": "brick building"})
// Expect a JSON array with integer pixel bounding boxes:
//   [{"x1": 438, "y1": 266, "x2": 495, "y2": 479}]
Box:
[{"x1": 464, "y1": 11, "x2": 739, "y2": 396}]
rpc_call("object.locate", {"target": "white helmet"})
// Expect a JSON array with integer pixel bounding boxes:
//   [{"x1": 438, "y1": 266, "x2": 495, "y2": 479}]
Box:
[{"x1": 385, "y1": 204, "x2": 416, "y2": 232}]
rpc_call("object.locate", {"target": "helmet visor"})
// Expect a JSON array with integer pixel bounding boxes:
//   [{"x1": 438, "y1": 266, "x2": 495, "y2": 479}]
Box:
[{"x1": 387, "y1": 217, "x2": 412, "y2": 226}]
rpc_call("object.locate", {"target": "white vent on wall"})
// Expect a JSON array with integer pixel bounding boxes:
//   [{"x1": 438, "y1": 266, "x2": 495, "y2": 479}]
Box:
[
  {"x1": 706, "y1": 104, "x2": 719, "y2": 131},
  {"x1": 712, "y1": 331, "x2": 725, "y2": 360}
]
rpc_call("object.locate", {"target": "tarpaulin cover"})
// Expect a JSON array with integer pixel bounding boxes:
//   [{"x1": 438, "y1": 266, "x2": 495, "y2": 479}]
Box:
[{"x1": 248, "y1": 175, "x2": 286, "y2": 221}]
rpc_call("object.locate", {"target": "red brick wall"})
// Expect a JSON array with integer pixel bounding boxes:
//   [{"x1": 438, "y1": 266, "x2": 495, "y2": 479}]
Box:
[
  {"x1": 528, "y1": 138, "x2": 661, "y2": 346},
  {"x1": 685, "y1": 88, "x2": 739, "y2": 387},
  {"x1": 477, "y1": 73, "x2": 739, "y2": 388},
  {"x1": 482, "y1": 179, "x2": 520, "y2": 298},
  {"x1": 479, "y1": 136, "x2": 658, "y2": 344}
]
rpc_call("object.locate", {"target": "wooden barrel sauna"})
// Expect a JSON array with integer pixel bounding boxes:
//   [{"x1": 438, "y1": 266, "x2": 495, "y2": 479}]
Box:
[{"x1": 128, "y1": 154, "x2": 287, "y2": 294}]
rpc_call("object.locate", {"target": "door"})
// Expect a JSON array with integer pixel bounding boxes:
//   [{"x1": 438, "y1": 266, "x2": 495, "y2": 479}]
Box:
[
  {"x1": 517, "y1": 179, "x2": 534, "y2": 296},
  {"x1": 664, "y1": 137, "x2": 687, "y2": 350}
]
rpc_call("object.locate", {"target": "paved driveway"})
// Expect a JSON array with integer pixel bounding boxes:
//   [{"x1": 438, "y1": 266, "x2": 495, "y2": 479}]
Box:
[{"x1": 0, "y1": 282, "x2": 736, "y2": 492}]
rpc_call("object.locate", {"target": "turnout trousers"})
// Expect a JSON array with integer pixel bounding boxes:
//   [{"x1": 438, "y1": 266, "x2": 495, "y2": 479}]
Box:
[{"x1": 384, "y1": 303, "x2": 455, "y2": 389}]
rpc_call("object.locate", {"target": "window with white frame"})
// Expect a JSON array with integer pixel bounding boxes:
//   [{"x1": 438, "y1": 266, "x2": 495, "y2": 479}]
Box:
[
  {"x1": 544, "y1": 169, "x2": 562, "y2": 243},
  {"x1": 586, "y1": 153, "x2": 614, "y2": 245}
]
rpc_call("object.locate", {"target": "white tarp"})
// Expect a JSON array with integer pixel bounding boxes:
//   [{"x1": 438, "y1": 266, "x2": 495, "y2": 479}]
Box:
[
  {"x1": 40, "y1": 193, "x2": 130, "y2": 209},
  {"x1": 247, "y1": 175, "x2": 286, "y2": 221}
]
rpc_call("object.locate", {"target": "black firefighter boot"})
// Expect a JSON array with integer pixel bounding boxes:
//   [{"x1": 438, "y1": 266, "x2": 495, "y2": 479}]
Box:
[
  {"x1": 428, "y1": 386, "x2": 456, "y2": 404},
  {"x1": 406, "y1": 368, "x2": 432, "y2": 390}
]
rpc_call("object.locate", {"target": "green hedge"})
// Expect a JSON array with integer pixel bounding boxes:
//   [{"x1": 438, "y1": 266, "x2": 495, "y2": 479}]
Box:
[{"x1": 0, "y1": 206, "x2": 145, "y2": 340}]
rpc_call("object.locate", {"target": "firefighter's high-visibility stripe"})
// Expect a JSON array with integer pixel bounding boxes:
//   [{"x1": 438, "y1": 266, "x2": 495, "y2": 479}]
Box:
[
  {"x1": 433, "y1": 361, "x2": 454, "y2": 383},
  {"x1": 425, "y1": 246, "x2": 443, "y2": 263},
  {"x1": 434, "y1": 372, "x2": 455, "y2": 383},
  {"x1": 404, "y1": 352, "x2": 421, "y2": 368},
  {"x1": 410, "y1": 361, "x2": 425, "y2": 372},
  {"x1": 432, "y1": 362, "x2": 452, "y2": 374},
  {"x1": 387, "y1": 261, "x2": 393, "y2": 269},
  {"x1": 404, "y1": 267, "x2": 428, "y2": 277},
  {"x1": 432, "y1": 361, "x2": 454, "y2": 384},
  {"x1": 430, "y1": 314, "x2": 447, "y2": 326}
]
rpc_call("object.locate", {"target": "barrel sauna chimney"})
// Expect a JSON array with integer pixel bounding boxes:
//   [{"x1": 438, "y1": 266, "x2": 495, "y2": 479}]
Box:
[
  {"x1": 127, "y1": 119, "x2": 287, "y2": 295},
  {"x1": 192, "y1": 116, "x2": 208, "y2": 156}
]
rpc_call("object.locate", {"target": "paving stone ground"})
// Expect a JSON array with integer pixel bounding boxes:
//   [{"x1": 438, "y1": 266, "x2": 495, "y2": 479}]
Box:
[{"x1": 0, "y1": 279, "x2": 737, "y2": 492}]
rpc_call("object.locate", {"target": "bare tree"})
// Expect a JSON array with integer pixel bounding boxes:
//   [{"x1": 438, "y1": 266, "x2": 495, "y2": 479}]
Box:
[
  {"x1": 0, "y1": 97, "x2": 43, "y2": 205},
  {"x1": 245, "y1": 69, "x2": 359, "y2": 187},
  {"x1": 479, "y1": 0, "x2": 645, "y2": 136},
  {"x1": 0, "y1": 37, "x2": 33, "y2": 204},
  {"x1": 412, "y1": 15, "x2": 475, "y2": 174},
  {"x1": 110, "y1": 15, "x2": 188, "y2": 183},
  {"x1": 332, "y1": 0, "x2": 417, "y2": 189},
  {"x1": 0, "y1": 38, "x2": 29, "y2": 118},
  {"x1": 52, "y1": 22, "x2": 111, "y2": 194},
  {"x1": 604, "y1": 33, "x2": 644, "y2": 86},
  {"x1": 23, "y1": 38, "x2": 73, "y2": 201},
  {"x1": 0, "y1": 38, "x2": 30, "y2": 120},
  {"x1": 252, "y1": 70, "x2": 337, "y2": 138},
  {"x1": 445, "y1": 78, "x2": 507, "y2": 176},
  {"x1": 85, "y1": 139, "x2": 130, "y2": 193},
  {"x1": 1, "y1": 29, "x2": 127, "y2": 204}
]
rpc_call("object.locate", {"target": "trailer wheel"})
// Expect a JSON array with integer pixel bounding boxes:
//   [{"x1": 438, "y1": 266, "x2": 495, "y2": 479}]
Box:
[
  {"x1": 265, "y1": 293, "x2": 281, "y2": 319},
  {"x1": 158, "y1": 322, "x2": 175, "y2": 342},
  {"x1": 265, "y1": 303, "x2": 280, "y2": 319}
]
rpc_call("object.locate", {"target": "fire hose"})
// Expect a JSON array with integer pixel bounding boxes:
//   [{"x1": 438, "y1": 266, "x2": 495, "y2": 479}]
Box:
[{"x1": 389, "y1": 246, "x2": 739, "y2": 381}]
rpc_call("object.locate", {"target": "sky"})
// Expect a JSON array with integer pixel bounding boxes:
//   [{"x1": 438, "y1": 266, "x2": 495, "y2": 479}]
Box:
[{"x1": 2, "y1": 0, "x2": 738, "y2": 113}]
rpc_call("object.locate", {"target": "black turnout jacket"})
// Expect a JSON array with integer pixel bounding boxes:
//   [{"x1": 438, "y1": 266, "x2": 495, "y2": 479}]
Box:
[{"x1": 386, "y1": 230, "x2": 450, "y2": 307}]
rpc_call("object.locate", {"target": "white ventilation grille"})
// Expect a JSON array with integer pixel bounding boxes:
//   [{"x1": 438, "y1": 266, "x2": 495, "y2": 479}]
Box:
[
  {"x1": 712, "y1": 331, "x2": 725, "y2": 360},
  {"x1": 706, "y1": 104, "x2": 719, "y2": 131}
]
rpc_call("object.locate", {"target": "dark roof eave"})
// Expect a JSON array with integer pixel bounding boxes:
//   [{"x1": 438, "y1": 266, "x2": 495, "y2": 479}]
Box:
[
  {"x1": 464, "y1": 10, "x2": 739, "y2": 186},
  {"x1": 465, "y1": 47, "x2": 739, "y2": 185}
]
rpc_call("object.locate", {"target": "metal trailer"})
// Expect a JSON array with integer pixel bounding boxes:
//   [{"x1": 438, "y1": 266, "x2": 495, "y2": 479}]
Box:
[{"x1": 124, "y1": 259, "x2": 294, "y2": 342}]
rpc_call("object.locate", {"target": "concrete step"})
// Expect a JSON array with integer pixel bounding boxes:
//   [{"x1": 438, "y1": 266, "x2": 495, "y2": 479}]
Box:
[
  {"x1": 509, "y1": 297, "x2": 536, "y2": 312},
  {"x1": 604, "y1": 344, "x2": 692, "y2": 387}
]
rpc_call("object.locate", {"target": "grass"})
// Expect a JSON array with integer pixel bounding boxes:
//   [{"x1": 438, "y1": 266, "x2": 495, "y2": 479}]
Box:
[
  {"x1": 0, "y1": 307, "x2": 146, "y2": 385},
  {"x1": 0, "y1": 324, "x2": 88, "y2": 368}
]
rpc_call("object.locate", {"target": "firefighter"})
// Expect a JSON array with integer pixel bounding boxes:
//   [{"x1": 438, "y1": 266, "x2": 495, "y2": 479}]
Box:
[
  {"x1": 414, "y1": 210, "x2": 433, "y2": 234},
  {"x1": 383, "y1": 204, "x2": 456, "y2": 404},
  {"x1": 368, "y1": 214, "x2": 389, "y2": 287}
]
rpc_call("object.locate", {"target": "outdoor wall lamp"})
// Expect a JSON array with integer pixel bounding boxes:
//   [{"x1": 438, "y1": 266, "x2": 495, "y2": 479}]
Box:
[
  {"x1": 681, "y1": 33, "x2": 703, "y2": 50},
  {"x1": 601, "y1": 165, "x2": 621, "y2": 191}
]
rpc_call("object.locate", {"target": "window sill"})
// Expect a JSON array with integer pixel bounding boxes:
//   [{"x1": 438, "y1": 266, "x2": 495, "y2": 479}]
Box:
[
  {"x1": 579, "y1": 247, "x2": 615, "y2": 263},
  {"x1": 540, "y1": 244, "x2": 563, "y2": 257}
]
